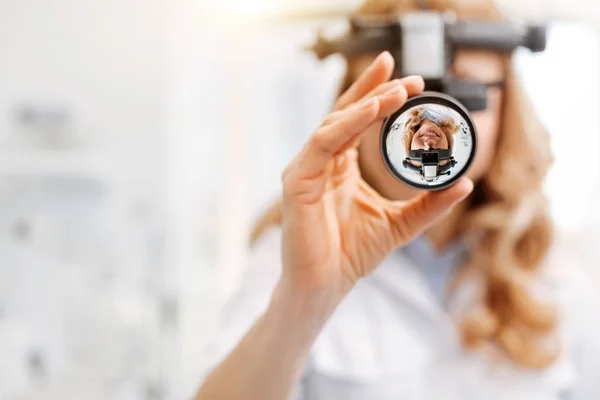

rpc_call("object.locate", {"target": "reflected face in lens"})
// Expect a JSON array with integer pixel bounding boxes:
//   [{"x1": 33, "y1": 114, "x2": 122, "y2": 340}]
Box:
[
  {"x1": 352, "y1": 50, "x2": 505, "y2": 201},
  {"x1": 388, "y1": 103, "x2": 468, "y2": 186},
  {"x1": 411, "y1": 119, "x2": 449, "y2": 150}
]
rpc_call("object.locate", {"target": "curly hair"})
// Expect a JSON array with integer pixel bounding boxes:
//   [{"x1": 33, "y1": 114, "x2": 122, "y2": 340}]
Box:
[{"x1": 251, "y1": 0, "x2": 558, "y2": 369}]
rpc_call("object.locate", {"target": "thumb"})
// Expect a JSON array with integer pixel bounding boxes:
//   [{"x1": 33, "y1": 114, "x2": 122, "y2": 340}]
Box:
[{"x1": 387, "y1": 178, "x2": 474, "y2": 246}]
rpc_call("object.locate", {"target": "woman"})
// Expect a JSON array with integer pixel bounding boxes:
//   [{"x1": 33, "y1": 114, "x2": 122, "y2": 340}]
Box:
[
  {"x1": 197, "y1": 0, "x2": 600, "y2": 399},
  {"x1": 404, "y1": 105, "x2": 458, "y2": 152},
  {"x1": 397, "y1": 105, "x2": 460, "y2": 180}
]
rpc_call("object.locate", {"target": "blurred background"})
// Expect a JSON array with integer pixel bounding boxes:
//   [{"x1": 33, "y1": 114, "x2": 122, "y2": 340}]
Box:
[{"x1": 0, "y1": 0, "x2": 598, "y2": 399}]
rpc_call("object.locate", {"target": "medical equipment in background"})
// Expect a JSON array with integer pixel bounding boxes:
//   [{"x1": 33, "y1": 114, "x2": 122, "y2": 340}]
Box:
[
  {"x1": 308, "y1": 10, "x2": 547, "y2": 190},
  {"x1": 403, "y1": 148, "x2": 456, "y2": 180},
  {"x1": 309, "y1": 10, "x2": 546, "y2": 111}
]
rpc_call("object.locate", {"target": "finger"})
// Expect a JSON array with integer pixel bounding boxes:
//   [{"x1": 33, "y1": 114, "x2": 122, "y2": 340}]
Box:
[
  {"x1": 363, "y1": 76, "x2": 425, "y2": 119},
  {"x1": 365, "y1": 75, "x2": 425, "y2": 101},
  {"x1": 297, "y1": 97, "x2": 380, "y2": 178},
  {"x1": 333, "y1": 75, "x2": 425, "y2": 150},
  {"x1": 374, "y1": 84, "x2": 408, "y2": 120},
  {"x1": 387, "y1": 178, "x2": 474, "y2": 245},
  {"x1": 398, "y1": 75, "x2": 425, "y2": 97},
  {"x1": 335, "y1": 51, "x2": 394, "y2": 111},
  {"x1": 318, "y1": 83, "x2": 412, "y2": 153},
  {"x1": 323, "y1": 83, "x2": 408, "y2": 128}
]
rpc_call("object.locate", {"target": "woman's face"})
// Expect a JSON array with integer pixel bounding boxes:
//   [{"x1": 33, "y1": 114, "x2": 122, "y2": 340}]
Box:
[
  {"x1": 411, "y1": 119, "x2": 449, "y2": 150},
  {"x1": 356, "y1": 50, "x2": 505, "y2": 201}
]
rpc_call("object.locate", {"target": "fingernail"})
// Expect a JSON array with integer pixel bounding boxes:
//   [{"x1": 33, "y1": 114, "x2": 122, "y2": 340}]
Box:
[
  {"x1": 464, "y1": 179, "x2": 475, "y2": 194},
  {"x1": 380, "y1": 50, "x2": 391, "y2": 59},
  {"x1": 458, "y1": 179, "x2": 474, "y2": 201},
  {"x1": 368, "y1": 51, "x2": 391, "y2": 70}
]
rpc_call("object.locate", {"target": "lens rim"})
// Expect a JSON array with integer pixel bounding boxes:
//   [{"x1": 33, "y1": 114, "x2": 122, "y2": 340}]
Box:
[{"x1": 380, "y1": 91, "x2": 478, "y2": 191}]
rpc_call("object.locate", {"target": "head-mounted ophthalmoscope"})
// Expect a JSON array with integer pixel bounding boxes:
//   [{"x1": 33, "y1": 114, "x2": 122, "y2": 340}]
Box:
[
  {"x1": 403, "y1": 148, "x2": 457, "y2": 182},
  {"x1": 309, "y1": 11, "x2": 547, "y2": 112},
  {"x1": 308, "y1": 11, "x2": 547, "y2": 190}
]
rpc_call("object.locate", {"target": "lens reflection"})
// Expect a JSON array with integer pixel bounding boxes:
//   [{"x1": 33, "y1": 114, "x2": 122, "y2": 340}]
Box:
[{"x1": 383, "y1": 102, "x2": 475, "y2": 189}]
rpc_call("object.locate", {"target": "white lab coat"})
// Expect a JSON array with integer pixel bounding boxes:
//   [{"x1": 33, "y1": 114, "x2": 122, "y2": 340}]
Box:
[{"x1": 200, "y1": 227, "x2": 600, "y2": 400}]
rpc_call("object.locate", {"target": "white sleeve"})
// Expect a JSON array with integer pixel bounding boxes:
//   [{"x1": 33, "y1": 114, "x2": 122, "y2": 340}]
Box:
[
  {"x1": 556, "y1": 262, "x2": 600, "y2": 400},
  {"x1": 198, "y1": 226, "x2": 306, "y2": 399}
]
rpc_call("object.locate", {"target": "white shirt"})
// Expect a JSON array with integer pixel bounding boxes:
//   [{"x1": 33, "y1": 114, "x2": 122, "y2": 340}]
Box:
[{"x1": 200, "y1": 227, "x2": 600, "y2": 400}]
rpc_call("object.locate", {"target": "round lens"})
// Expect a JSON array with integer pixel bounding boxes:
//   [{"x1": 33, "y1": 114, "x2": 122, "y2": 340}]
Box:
[{"x1": 380, "y1": 92, "x2": 477, "y2": 191}]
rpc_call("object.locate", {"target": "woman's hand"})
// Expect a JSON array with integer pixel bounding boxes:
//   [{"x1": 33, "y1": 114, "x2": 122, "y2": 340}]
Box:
[
  {"x1": 281, "y1": 51, "x2": 474, "y2": 302},
  {"x1": 196, "y1": 51, "x2": 474, "y2": 400}
]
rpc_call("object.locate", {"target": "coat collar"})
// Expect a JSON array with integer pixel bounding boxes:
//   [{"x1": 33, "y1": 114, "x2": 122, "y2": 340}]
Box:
[{"x1": 368, "y1": 236, "x2": 480, "y2": 349}]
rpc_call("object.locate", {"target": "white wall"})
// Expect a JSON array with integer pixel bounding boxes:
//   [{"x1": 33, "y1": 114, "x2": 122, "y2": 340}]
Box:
[
  {"x1": 515, "y1": 23, "x2": 600, "y2": 232},
  {"x1": 0, "y1": 0, "x2": 166, "y2": 150},
  {"x1": 0, "y1": 1, "x2": 172, "y2": 399}
]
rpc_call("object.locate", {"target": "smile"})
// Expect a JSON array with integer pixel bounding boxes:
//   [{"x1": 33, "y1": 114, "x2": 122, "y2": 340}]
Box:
[{"x1": 419, "y1": 130, "x2": 440, "y2": 138}]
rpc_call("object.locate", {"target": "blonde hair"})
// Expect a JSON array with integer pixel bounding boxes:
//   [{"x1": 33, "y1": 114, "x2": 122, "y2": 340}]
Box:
[
  {"x1": 403, "y1": 107, "x2": 458, "y2": 153},
  {"x1": 251, "y1": 0, "x2": 557, "y2": 369}
]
